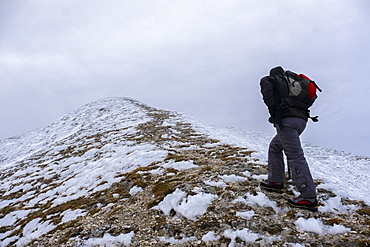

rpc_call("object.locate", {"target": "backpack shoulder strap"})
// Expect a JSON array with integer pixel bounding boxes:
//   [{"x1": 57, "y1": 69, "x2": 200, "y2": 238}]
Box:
[
  {"x1": 270, "y1": 76, "x2": 281, "y2": 104},
  {"x1": 270, "y1": 76, "x2": 289, "y2": 128}
]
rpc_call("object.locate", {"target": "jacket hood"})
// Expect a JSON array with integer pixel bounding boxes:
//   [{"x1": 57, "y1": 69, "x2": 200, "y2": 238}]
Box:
[{"x1": 269, "y1": 66, "x2": 284, "y2": 76}]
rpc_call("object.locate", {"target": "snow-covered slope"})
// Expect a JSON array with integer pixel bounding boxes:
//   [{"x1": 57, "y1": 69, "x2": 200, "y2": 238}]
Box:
[
  {"x1": 0, "y1": 97, "x2": 369, "y2": 246},
  {"x1": 193, "y1": 122, "x2": 370, "y2": 206}
]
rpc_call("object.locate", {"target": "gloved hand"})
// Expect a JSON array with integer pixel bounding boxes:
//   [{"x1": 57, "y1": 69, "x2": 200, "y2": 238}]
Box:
[{"x1": 268, "y1": 106, "x2": 276, "y2": 123}]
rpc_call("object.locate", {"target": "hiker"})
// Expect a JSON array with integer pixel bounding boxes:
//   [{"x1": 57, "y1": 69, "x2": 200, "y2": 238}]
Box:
[{"x1": 259, "y1": 66, "x2": 318, "y2": 211}]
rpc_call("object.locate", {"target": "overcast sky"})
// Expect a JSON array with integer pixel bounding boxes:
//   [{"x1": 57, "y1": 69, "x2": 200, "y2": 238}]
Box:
[{"x1": 1, "y1": 0, "x2": 370, "y2": 157}]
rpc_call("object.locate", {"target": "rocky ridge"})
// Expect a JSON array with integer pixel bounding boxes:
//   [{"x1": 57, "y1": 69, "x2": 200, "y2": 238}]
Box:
[{"x1": 0, "y1": 97, "x2": 369, "y2": 246}]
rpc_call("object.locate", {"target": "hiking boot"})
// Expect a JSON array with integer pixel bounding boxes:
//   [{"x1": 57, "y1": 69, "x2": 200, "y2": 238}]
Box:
[
  {"x1": 287, "y1": 197, "x2": 318, "y2": 212},
  {"x1": 260, "y1": 182, "x2": 284, "y2": 194}
]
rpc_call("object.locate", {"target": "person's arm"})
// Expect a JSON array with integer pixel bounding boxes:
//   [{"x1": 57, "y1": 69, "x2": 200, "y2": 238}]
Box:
[{"x1": 260, "y1": 76, "x2": 276, "y2": 121}]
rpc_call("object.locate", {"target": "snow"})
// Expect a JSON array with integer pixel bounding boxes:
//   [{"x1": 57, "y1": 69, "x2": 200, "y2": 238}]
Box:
[
  {"x1": 175, "y1": 192, "x2": 218, "y2": 220},
  {"x1": 153, "y1": 188, "x2": 218, "y2": 220},
  {"x1": 202, "y1": 231, "x2": 221, "y2": 242},
  {"x1": 129, "y1": 185, "x2": 143, "y2": 195},
  {"x1": 162, "y1": 160, "x2": 198, "y2": 170},
  {"x1": 190, "y1": 120, "x2": 370, "y2": 205},
  {"x1": 234, "y1": 192, "x2": 280, "y2": 213},
  {"x1": 0, "y1": 210, "x2": 30, "y2": 227},
  {"x1": 220, "y1": 174, "x2": 248, "y2": 183},
  {"x1": 223, "y1": 228, "x2": 279, "y2": 246},
  {"x1": 319, "y1": 196, "x2": 359, "y2": 213},
  {"x1": 242, "y1": 170, "x2": 251, "y2": 177},
  {"x1": 288, "y1": 244, "x2": 305, "y2": 247},
  {"x1": 0, "y1": 97, "x2": 369, "y2": 246},
  {"x1": 236, "y1": 210, "x2": 255, "y2": 220},
  {"x1": 223, "y1": 228, "x2": 259, "y2": 244},
  {"x1": 158, "y1": 235, "x2": 197, "y2": 244},
  {"x1": 82, "y1": 232, "x2": 134, "y2": 246},
  {"x1": 295, "y1": 218, "x2": 351, "y2": 235},
  {"x1": 17, "y1": 218, "x2": 55, "y2": 247},
  {"x1": 153, "y1": 188, "x2": 186, "y2": 216},
  {"x1": 1, "y1": 236, "x2": 18, "y2": 247},
  {"x1": 61, "y1": 209, "x2": 87, "y2": 223},
  {"x1": 252, "y1": 174, "x2": 268, "y2": 181},
  {"x1": 203, "y1": 179, "x2": 227, "y2": 188}
]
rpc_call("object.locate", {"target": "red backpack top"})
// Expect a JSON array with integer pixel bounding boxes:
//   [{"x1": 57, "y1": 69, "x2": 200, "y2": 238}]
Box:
[{"x1": 296, "y1": 73, "x2": 318, "y2": 99}]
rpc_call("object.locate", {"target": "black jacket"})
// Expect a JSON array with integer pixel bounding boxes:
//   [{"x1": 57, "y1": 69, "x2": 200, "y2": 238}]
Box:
[{"x1": 260, "y1": 75, "x2": 309, "y2": 123}]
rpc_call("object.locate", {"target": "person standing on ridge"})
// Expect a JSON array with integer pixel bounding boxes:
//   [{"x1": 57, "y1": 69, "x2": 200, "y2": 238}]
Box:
[{"x1": 259, "y1": 66, "x2": 318, "y2": 212}]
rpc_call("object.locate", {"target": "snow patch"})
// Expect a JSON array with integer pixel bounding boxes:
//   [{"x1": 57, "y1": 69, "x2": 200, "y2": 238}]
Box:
[
  {"x1": 154, "y1": 189, "x2": 217, "y2": 220},
  {"x1": 295, "y1": 218, "x2": 351, "y2": 235},
  {"x1": 129, "y1": 186, "x2": 143, "y2": 195},
  {"x1": 162, "y1": 160, "x2": 198, "y2": 171},
  {"x1": 223, "y1": 228, "x2": 260, "y2": 246},
  {"x1": 252, "y1": 174, "x2": 268, "y2": 181},
  {"x1": 319, "y1": 196, "x2": 359, "y2": 213},
  {"x1": 82, "y1": 232, "x2": 134, "y2": 246},
  {"x1": 242, "y1": 170, "x2": 251, "y2": 177},
  {"x1": 234, "y1": 192, "x2": 280, "y2": 213},
  {"x1": 236, "y1": 210, "x2": 255, "y2": 220},
  {"x1": 220, "y1": 174, "x2": 248, "y2": 183},
  {"x1": 158, "y1": 235, "x2": 197, "y2": 244},
  {"x1": 202, "y1": 231, "x2": 220, "y2": 242},
  {"x1": 176, "y1": 192, "x2": 217, "y2": 220},
  {"x1": 203, "y1": 179, "x2": 227, "y2": 188},
  {"x1": 0, "y1": 210, "x2": 30, "y2": 227},
  {"x1": 153, "y1": 189, "x2": 186, "y2": 216},
  {"x1": 16, "y1": 218, "x2": 55, "y2": 246},
  {"x1": 61, "y1": 209, "x2": 87, "y2": 223}
]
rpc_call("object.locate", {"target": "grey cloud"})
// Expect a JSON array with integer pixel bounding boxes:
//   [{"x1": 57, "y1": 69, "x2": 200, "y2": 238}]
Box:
[{"x1": 1, "y1": 0, "x2": 369, "y2": 156}]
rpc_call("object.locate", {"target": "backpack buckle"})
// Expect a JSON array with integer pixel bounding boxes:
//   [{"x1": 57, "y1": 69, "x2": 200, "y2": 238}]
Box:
[{"x1": 278, "y1": 102, "x2": 288, "y2": 110}]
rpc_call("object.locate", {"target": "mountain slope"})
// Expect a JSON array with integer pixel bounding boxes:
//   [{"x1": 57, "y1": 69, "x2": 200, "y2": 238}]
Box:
[{"x1": 0, "y1": 97, "x2": 369, "y2": 246}]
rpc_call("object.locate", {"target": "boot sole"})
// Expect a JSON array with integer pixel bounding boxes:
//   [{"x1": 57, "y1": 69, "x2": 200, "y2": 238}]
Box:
[
  {"x1": 287, "y1": 201, "x2": 318, "y2": 212},
  {"x1": 260, "y1": 185, "x2": 284, "y2": 194}
]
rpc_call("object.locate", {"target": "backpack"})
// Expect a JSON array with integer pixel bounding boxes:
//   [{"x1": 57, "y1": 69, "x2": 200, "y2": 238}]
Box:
[
  {"x1": 285, "y1": 70, "x2": 322, "y2": 100},
  {"x1": 271, "y1": 70, "x2": 322, "y2": 124},
  {"x1": 283, "y1": 70, "x2": 322, "y2": 122}
]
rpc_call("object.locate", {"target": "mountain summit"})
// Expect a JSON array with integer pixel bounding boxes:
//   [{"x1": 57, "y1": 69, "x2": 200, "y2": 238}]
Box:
[{"x1": 0, "y1": 97, "x2": 369, "y2": 246}]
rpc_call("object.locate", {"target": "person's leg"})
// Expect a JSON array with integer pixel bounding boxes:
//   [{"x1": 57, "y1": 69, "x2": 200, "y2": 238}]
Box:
[
  {"x1": 279, "y1": 118, "x2": 316, "y2": 198},
  {"x1": 267, "y1": 134, "x2": 285, "y2": 183}
]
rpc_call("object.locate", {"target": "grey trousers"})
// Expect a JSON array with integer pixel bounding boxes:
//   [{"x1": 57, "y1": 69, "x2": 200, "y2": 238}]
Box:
[{"x1": 268, "y1": 117, "x2": 317, "y2": 198}]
